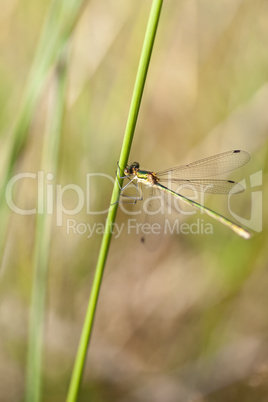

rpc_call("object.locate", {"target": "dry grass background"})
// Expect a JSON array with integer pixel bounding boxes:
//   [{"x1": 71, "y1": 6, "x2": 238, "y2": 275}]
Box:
[{"x1": 0, "y1": 0, "x2": 268, "y2": 401}]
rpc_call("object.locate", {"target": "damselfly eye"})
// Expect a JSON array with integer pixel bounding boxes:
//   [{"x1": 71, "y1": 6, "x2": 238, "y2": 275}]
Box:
[
  {"x1": 132, "y1": 162, "x2": 140, "y2": 169},
  {"x1": 124, "y1": 167, "x2": 130, "y2": 175}
]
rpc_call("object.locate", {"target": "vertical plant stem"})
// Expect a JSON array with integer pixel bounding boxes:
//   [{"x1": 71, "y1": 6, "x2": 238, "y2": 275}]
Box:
[
  {"x1": 0, "y1": 0, "x2": 87, "y2": 265},
  {"x1": 25, "y1": 47, "x2": 69, "y2": 402},
  {"x1": 66, "y1": 1, "x2": 163, "y2": 400}
]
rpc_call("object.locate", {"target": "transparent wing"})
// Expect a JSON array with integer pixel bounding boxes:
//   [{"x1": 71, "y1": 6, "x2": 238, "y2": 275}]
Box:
[
  {"x1": 141, "y1": 187, "x2": 165, "y2": 251},
  {"x1": 158, "y1": 179, "x2": 245, "y2": 194},
  {"x1": 156, "y1": 150, "x2": 250, "y2": 179}
]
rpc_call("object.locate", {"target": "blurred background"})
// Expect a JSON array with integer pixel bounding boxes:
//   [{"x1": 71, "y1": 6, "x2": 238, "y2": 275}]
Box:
[{"x1": 0, "y1": 0, "x2": 268, "y2": 401}]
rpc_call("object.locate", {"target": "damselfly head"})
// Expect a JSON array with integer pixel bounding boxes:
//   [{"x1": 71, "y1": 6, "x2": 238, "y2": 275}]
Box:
[
  {"x1": 124, "y1": 162, "x2": 140, "y2": 176},
  {"x1": 132, "y1": 161, "x2": 140, "y2": 173},
  {"x1": 132, "y1": 162, "x2": 140, "y2": 169}
]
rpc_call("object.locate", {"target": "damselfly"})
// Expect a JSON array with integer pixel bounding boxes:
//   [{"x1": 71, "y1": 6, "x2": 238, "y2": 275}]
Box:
[{"x1": 121, "y1": 150, "x2": 251, "y2": 239}]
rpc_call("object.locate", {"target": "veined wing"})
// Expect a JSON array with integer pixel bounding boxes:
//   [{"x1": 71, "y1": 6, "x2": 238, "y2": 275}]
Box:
[
  {"x1": 157, "y1": 178, "x2": 245, "y2": 194},
  {"x1": 156, "y1": 150, "x2": 250, "y2": 179}
]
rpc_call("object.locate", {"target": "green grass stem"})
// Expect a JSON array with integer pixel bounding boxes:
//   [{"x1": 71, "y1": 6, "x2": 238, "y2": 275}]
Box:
[
  {"x1": 0, "y1": 0, "x2": 87, "y2": 263},
  {"x1": 25, "y1": 47, "x2": 69, "y2": 402},
  {"x1": 66, "y1": 1, "x2": 163, "y2": 400}
]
